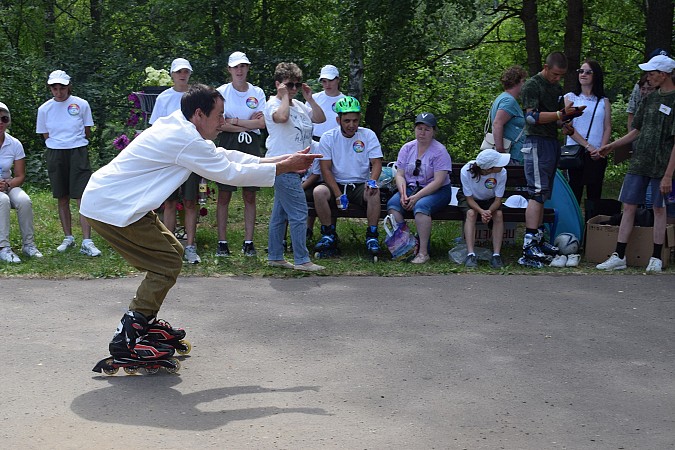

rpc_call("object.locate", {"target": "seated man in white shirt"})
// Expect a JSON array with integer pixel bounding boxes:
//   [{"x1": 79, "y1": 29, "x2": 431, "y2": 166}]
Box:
[
  {"x1": 82, "y1": 84, "x2": 320, "y2": 373},
  {"x1": 312, "y1": 96, "x2": 383, "y2": 258}
]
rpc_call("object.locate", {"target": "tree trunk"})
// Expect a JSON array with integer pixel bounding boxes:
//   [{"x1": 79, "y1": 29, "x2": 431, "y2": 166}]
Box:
[
  {"x1": 364, "y1": 87, "x2": 385, "y2": 137},
  {"x1": 645, "y1": 0, "x2": 673, "y2": 57},
  {"x1": 521, "y1": 0, "x2": 541, "y2": 75},
  {"x1": 211, "y1": 0, "x2": 223, "y2": 56},
  {"x1": 563, "y1": 0, "x2": 584, "y2": 92},
  {"x1": 43, "y1": 0, "x2": 56, "y2": 56}
]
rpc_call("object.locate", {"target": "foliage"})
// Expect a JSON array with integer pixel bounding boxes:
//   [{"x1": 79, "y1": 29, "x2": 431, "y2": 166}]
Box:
[{"x1": 143, "y1": 67, "x2": 172, "y2": 87}]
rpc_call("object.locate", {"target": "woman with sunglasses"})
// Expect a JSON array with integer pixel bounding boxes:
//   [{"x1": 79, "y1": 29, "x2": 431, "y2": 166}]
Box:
[
  {"x1": 563, "y1": 59, "x2": 612, "y2": 205},
  {"x1": 0, "y1": 102, "x2": 43, "y2": 262},
  {"x1": 263, "y1": 62, "x2": 326, "y2": 271},
  {"x1": 386, "y1": 113, "x2": 453, "y2": 264}
]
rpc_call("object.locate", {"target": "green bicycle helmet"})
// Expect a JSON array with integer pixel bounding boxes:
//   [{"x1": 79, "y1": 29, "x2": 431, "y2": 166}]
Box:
[{"x1": 335, "y1": 96, "x2": 361, "y2": 114}]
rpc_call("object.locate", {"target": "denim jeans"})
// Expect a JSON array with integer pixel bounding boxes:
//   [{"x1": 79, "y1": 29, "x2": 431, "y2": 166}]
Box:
[
  {"x1": 387, "y1": 184, "x2": 454, "y2": 216},
  {"x1": 268, "y1": 173, "x2": 310, "y2": 264}
]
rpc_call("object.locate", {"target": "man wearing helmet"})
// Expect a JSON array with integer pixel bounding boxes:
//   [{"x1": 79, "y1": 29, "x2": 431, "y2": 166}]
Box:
[{"x1": 312, "y1": 96, "x2": 383, "y2": 257}]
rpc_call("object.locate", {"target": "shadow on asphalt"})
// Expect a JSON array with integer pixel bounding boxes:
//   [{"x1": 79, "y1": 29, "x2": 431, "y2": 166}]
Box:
[{"x1": 71, "y1": 377, "x2": 328, "y2": 430}]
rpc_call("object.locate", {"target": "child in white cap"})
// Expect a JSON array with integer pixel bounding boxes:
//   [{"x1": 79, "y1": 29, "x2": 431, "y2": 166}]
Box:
[
  {"x1": 36, "y1": 69, "x2": 101, "y2": 257},
  {"x1": 457, "y1": 149, "x2": 510, "y2": 269}
]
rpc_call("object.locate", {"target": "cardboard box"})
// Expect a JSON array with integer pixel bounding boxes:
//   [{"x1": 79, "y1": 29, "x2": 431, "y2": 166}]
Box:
[
  {"x1": 585, "y1": 215, "x2": 674, "y2": 268},
  {"x1": 465, "y1": 222, "x2": 517, "y2": 248}
]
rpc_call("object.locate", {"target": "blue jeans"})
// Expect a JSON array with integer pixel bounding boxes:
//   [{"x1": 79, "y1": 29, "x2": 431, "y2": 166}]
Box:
[
  {"x1": 268, "y1": 173, "x2": 310, "y2": 264},
  {"x1": 386, "y1": 184, "x2": 454, "y2": 216}
]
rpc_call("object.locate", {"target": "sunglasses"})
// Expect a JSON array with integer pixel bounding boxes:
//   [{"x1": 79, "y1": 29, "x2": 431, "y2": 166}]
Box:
[
  {"x1": 0, "y1": 116, "x2": 9, "y2": 124},
  {"x1": 412, "y1": 159, "x2": 422, "y2": 176},
  {"x1": 285, "y1": 82, "x2": 303, "y2": 89},
  {"x1": 576, "y1": 69, "x2": 594, "y2": 75}
]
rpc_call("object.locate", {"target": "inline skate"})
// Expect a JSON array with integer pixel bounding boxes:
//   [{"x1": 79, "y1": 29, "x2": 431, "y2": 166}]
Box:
[
  {"x1": 147, "y1": 316, "x2": 192, "y2": 355},
  {"x1": 517, "y1": 232, "x2": 547, "y2": 269},
  {"x1": 365, "y1": 225, "x2": 380, "y2": 262},
  {"x1": 93, "y1": 310, "x2": 180, "y2": 375},
  {"x1": 314, "y1": 224, "x2": 339, "y2": 258}
]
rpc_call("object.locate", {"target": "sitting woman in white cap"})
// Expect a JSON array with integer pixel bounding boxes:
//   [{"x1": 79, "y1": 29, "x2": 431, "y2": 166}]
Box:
[
  {"x1": 457, "y1": 149, "x2": 510, "y2": 269},
  {"x1": 0, "y1": 102, "x2": 43, "y2": 263},
  {"x1": 386, "y1": 112, "x2": 453, "y2": 264}
]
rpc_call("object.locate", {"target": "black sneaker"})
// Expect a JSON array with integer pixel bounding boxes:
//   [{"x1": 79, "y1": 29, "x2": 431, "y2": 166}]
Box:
[
  {"x1": 464, "y1": 254, "x2": 478, "y2": 268},
  {"x1": 216, "y1": 242, "x2": 231, "y2": 257},
  {"x1": 242, "y1": 242, "x2": 257, "y2": 257},
  {"x1": 490, "y1": 255, "x2": 503, "y2": 269}
]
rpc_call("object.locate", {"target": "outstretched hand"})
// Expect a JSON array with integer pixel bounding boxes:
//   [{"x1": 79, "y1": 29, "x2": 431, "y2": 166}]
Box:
[{"x1": 276, "y1": 147, "x2": 322, "y2": 174}]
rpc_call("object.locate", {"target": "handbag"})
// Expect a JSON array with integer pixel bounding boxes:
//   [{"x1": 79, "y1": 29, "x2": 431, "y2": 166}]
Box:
[
  {"x1": 480, "y1": 109, "x2": 524, "y2": 151},
  {"x1": 383, "y1": 214, "x2": 419, "y2": 262},
  {"x1": 558, "y1": 97, "x2": 600, "y2": 170}
]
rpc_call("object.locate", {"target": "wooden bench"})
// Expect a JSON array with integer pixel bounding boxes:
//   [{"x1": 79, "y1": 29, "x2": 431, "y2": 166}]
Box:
[{"x1": 307, "y1": 163, "x2": 557, "y2": 228}]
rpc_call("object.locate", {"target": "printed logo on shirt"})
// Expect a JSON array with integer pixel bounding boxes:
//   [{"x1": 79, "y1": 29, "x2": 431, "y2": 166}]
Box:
[
  {"x1": 484, "y1": 177, "x2": 497, "y2": 190},
  {"x1": 67, "y1": 104, "x2": 81, "y2": 116},
  {"x1": 246, "y1": 97, "x2": 259, "y2": 109},
  {"x1": 331, "y1": 102, "x2": 338, "y2": 112},
  {"x1": 352, "y1": 140, "x2": 365, "y2": 153}
]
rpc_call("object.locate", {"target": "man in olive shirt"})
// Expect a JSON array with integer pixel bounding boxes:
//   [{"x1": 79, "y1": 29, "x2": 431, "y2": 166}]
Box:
[{"x1": 519, "y1": 52, "x2": 585, "y2": 268}]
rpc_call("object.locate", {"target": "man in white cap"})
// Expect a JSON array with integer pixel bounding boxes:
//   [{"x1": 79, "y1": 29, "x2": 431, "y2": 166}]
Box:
[
  {"x1": 307, "y1": 65, "x2": 345, "y2": 141},
  {"x1": 37, "y1": 69, "x2": 101, "y2": 257},
  {"x1": 597, "y1": 54, "x2": 675, "y2": 272},
  {"x1": 149, "y1": 58, "x2": 203, "y2": 264}
]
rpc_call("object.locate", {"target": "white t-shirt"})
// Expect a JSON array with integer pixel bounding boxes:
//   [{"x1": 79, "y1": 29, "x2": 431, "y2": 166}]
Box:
[
  {"x1": 149, "y1": 88, "x2": 185, "y2": 124},
  {"x1": 564, "y1": 93, "x2": 607, "y2": 148},
  {"x1": 319, "y1": 127, "x2": 383, "y2": 184},
  {"x1": 0, "y1": 133, "x2": 25, "y2": 179},
  {"x1": 264, "y1": 96, "x2": 314, "y2": 157},
  {"x1": 36, "y1": 95, "x2": 94, "y2": 149},
  {"x1": 460, "y1": 161, "x2": 507, "y2": 201},
  {"x1": 216, "y1": 82, "x2": 266, "y2": 135},
  {"x1": 80, "y1": 110, "x2": 277, "y2": 227},
  {"x1": 307, "y1": 91, "x2": 345, "y2": 138}
]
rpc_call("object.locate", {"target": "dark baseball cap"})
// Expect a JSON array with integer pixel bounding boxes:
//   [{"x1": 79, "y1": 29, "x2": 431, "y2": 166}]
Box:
[{"x1": 415, "y1": 112, "x2": 437, "y2": 127}]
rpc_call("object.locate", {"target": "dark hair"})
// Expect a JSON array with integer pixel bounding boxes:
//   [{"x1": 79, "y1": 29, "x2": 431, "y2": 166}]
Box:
[
  {"x1": 468, "y1": 162, "x2": 483, "y2": 181},
  {"x1": 637, "y1": 72, "x2": 650, "y2": 87},
  {"x1": 501, "y1": 66, "x2": 528, "y2": 90},
  {"x1": 181, "y1": 84, "x2": 221, "y2": 120},
  {"x1": 573, "y1": 59, "x2": 605, "y2": 99},
  {"x1": 273, "y1": 62, "x2": 303, "y2": 83},
  {"x1": 545, "y1": 52, "x2": 568, "y2": 70}
]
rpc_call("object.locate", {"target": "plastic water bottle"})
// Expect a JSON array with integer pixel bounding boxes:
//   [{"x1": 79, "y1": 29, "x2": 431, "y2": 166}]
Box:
[{"x1": 198, "y1": 178, "x2": 208, "y2": 205}]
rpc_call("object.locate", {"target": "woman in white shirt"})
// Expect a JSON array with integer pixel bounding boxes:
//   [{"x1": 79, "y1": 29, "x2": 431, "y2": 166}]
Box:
[
  {"x1": 564, "y1": 59, "x2": 612, "y2": 205},
  {"x1": 263, "y1": 62, "x2": 326, "y2": 271},
  {"x1": 0, "y1": 102, "x2": 43, "y2": 262}
]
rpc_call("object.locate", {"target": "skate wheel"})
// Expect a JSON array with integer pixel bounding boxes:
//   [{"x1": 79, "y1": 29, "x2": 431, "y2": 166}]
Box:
[
  {"x1": 372, "y1": 255, "x2": 378, "y2": 263},
  {"x1": 123, "y1": 366, "x2": 139, "y2": 375},
  {"x1": 314, "y1": 252, "x2": 320, "y2": 258},
  {"x1": 144, "y1": 366, "x2": 160, "y2": 375},
  {"x1": 176, "y1": 339, "x2": 192, "y2": 355},
  {"x1": 165, "y1": 358, "x2": 181, "y2": 374},
  {"x1": 101, "y1": 358, "x2": 118, "y2": 375}
]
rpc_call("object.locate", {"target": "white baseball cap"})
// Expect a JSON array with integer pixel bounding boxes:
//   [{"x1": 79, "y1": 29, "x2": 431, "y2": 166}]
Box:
[
  {"x1": 170, "y1": 58, "x2": 193, "y2": 73},
  {"x1": 228, "y1": 51, "x2": 251, "y2": 67},
  {"x1": 48, "y1": 70, "x2": 71, "y2": 85},
  {"x1": 318, "y1": 65, "x2": 339, "y2": 81},
  {"x1": 476, "y1": 149, "x2": 511, "y2": 169},
  {"x1": 638, "y1": 54, "x2": 675, "y2": 74},
  {"x1": 0, "y1": 102, "x2": 9, "y2": 115}
]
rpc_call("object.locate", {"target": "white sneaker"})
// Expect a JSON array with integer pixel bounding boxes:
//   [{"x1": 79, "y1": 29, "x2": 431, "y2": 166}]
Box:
[
  {"x1": 565, "y1": 254, "x2": 580, "y2": 267},
  {"x1": 80, "y1": 240, "x2": 102, "y2": 257},
  {"x1": 23, "y1": 244, "x2": 44, "y2": 258},
  {"x1": 646, "y1": 257, "x2": 662, "y2": 273},
  {"x1": 0, "y1": 247, "x2": 21, "y2": 263},
  {"x1": 184, "y1": 245, "x2": 201, "y2": 264},
  {"x1": 57, "y1": 236, "x2": 75, "y2": 252},
  {"x1": 596, "y1": 252, "x2": 627, "y2": 271},
  {"x1": 549, "y1": 254, "x2": 567, "y2": 268}
]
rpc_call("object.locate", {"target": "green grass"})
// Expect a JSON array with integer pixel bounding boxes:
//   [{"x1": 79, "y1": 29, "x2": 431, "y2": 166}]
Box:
[{"x1": 1, "y1": 182, "x2": 671, "y2": 278}]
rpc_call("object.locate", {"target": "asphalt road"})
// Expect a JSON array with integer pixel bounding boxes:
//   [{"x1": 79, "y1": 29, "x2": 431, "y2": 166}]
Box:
[{"x1": 2, "y1": 274, "x2": 674, "y2": 449}]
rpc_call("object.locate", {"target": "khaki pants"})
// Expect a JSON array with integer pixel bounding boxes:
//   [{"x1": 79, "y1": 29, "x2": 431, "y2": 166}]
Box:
[{"x1": 86, "y1": 212, "x2": 183, "y2": 317}]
